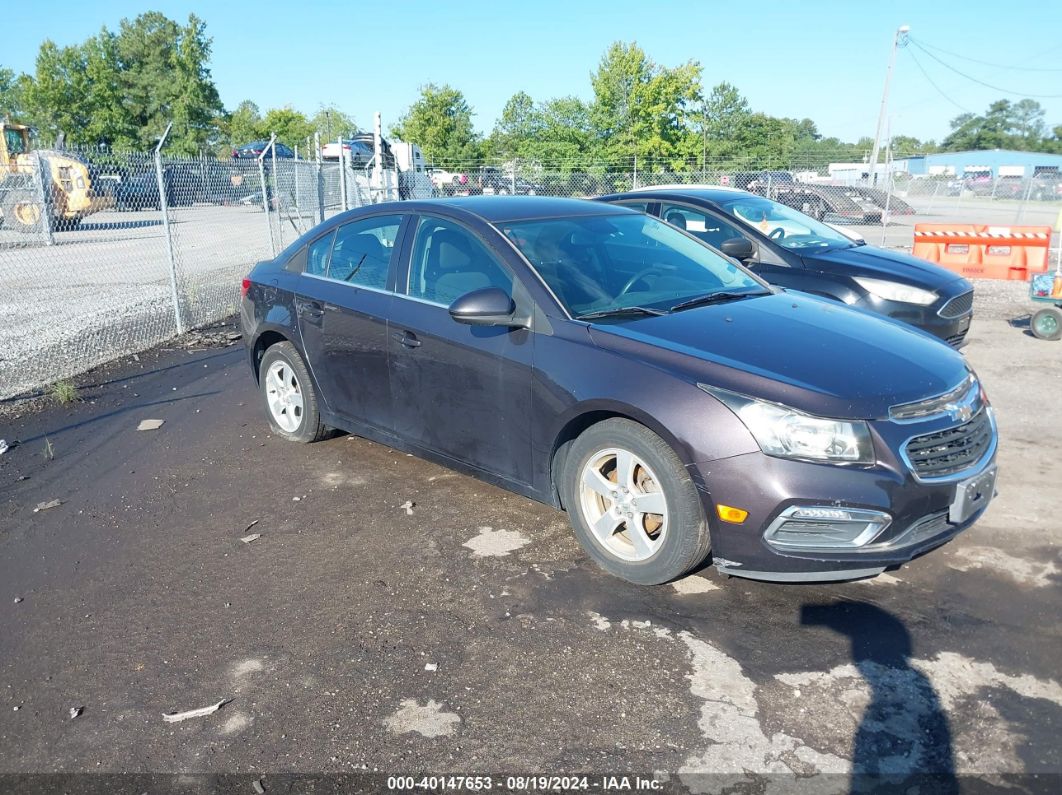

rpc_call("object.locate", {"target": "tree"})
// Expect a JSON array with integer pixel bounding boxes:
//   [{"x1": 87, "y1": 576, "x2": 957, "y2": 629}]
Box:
[
  {"x1": 941, "y1": 98, "x2": 1052, "y2": 153},
  {"x1": 391, "y1": 83, "x2": 480, "y2": 164},
  {"x1": 589, "y1": 41, "x2": 702, "y2": 167},
  {"x1": 489, "y1": 91, "x2": 537, "y2": 158},
  {"x1": 259, "y1": 106, "x2": 314, "y2": 151},
  {"x1": 311, "y1": 104, "x2": 357, "y2": 142},
  {"x1": 115, "y1": 12, "x2": 222, "y2": 154},
  {"x1": 223, "y1": 100, "x2": 263, "y2": 147},
  {"x1": 0, "y1": 67, "x2": 28, "y2": 120}
]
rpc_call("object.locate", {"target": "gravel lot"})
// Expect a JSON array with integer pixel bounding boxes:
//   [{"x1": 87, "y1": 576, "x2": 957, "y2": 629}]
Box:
[{"x1": 0, "y1": 286, "x2": 1059, "y2": 793}]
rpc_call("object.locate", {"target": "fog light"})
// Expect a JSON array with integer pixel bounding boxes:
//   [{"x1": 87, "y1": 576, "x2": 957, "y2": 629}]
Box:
[
  {"x1": 764, "y1": 506, "x2": 891, "y2": 551},
  {"x1": 716, "y1": 504, "x2": 749, "y2": 524}
]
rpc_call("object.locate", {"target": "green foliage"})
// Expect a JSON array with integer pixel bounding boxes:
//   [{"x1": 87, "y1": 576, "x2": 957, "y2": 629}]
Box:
[
  {"x1": 311, "y1": 105, "x2": 357, "y2": 142},
  {"x1": 391, "y1": 83, "x2": 481, "y2": 163},
  {"x1": 588, "y1": 41, "x2": 702, "y2": 166},
  {"x1": 49, "y1": 380, "x2": 77, "y2": 404},
  {"x1": 942, "y1": 99, "x2": 1059, "y2": 153},
  {"x1": 17, "y1": 12, "x2": 222, "y2": 154},
  {"x1": 0, "y1": 66, "x2": 29, "y2": 119}
]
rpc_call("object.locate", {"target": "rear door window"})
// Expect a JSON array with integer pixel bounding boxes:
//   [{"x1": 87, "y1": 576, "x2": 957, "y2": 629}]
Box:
[
  {"x1": 306, "y1": 231, "x2": 336, "y2": 276},
  {"x1": 327, "y1": 215, "x2": 404, "y2": 288}
]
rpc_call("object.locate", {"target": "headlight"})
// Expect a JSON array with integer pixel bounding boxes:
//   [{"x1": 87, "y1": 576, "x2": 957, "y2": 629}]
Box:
[
  {"x1": 853, "y1": 276, "x2": 937, "y2": 306},
  {"x1": 700, "y1": 386, "x2": 874, "y2": 464}
]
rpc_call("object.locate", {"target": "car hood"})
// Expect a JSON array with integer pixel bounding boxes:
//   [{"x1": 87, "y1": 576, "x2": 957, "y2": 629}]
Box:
[
  {"x1": 586, "y1": 292, "x2": 969, "y2": 420},
  {"x1": 804, "y1": 245, "x2": 964, "y2": 289}
]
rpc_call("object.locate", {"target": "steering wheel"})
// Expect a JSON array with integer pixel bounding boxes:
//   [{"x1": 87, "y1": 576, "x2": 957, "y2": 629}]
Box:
[
  {"x1": 619, "y1": 266, "x2": 668, "y2": 296},
  {"x1": 768, "y1": 227, "x2": 786, "y2": 240}
]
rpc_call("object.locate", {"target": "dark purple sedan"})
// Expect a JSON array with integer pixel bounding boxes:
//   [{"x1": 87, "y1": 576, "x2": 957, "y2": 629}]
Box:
[{"x1": 240, "y1": 197, "x2": 998, "y2": 584}]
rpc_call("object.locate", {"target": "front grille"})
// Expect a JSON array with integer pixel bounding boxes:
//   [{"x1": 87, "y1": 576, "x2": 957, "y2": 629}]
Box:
[
  {"x1": 904, "y1": 409, "x2": 993, "y2": 478},
  {"x1": 946, "y1": 332, "x2": 967, "y2": 348},
  {"x1": 939, "y1": 290, "x2": 974, "y2": 318}
]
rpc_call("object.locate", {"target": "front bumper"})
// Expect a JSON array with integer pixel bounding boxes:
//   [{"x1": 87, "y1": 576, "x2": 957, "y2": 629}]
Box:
[
  {"x1": 855, "y1": 294, "x2": 972, "y2": 348},
  {"x1": 693, "y1": 450, "x2": 997, "y2": 583}
]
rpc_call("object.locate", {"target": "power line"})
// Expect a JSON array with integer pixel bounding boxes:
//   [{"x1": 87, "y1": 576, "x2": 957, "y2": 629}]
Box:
[
  {"x1": 904, "y1": 48, "x2": 973, "y2": 114},
  {"x1": 911, "y1": 36, "x2": 1062, "y2": 73},
  {"x1": 908, "y1": 39, "x2": 1062, "y2": 99}
]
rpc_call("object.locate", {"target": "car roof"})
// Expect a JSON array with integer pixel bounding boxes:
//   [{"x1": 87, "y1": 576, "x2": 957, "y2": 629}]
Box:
[
  {"x1": 599, "y1": 186, "x2": 758, "y2": 204},
  {"x1": 407, "y1": 196, "x2": 636, "y2": 223},
  {"x1": 631, "y1": 183, "x2": 749, "y2": 194}
]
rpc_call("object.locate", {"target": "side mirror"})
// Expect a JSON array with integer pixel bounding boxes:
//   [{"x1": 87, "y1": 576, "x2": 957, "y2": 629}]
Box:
[
  {"x1": 448, "y1": 287, "x2": 520, "y2": 327},
  {"x1": 720, "y1": 237, "x2": 755, "y2": 261}
]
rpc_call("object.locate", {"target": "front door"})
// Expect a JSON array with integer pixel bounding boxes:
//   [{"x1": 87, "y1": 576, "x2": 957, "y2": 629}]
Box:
[
  {"x1": 657, "y1": 202, "x2": 803, "y2": 289},
  {"x1": 387, "y1": 215, "x2": 535, "y2": 486},
  {"x1": 295, "y1": 213, "x2": 406, "y2": 431}
]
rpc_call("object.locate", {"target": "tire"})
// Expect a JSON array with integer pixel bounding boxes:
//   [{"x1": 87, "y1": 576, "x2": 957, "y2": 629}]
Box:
[
  {"x1": 562, "y1": 418, "x2": 711, "y2": 585},
  {"x1": 1, "y1": 192, "x2": 45, "y2": 233},
  {"x1": 259, "y1": 341, "x2": 329, "y2": 442},
  {"x1": 498, "y1": 187, "x2": 509, "y2": 195},
  {"x1": 1031, "y1": 307, "x2": 1062, "y2": 341}
]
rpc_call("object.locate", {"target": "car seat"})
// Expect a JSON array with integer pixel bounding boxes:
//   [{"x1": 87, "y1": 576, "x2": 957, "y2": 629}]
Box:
[{"x1": 426, "y1": 229, "x2": 495, "y2": 304}]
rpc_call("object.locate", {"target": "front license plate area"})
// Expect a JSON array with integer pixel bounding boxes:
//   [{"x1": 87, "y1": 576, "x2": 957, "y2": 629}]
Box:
[{"x1": 949, "y1": 465, "x2": 997, "y2": 524}]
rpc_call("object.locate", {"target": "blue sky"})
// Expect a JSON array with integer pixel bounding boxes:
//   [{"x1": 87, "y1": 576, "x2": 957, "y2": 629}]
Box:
[{"x1": 7, "y1": 1, "x2": 1062, "y2": 144}]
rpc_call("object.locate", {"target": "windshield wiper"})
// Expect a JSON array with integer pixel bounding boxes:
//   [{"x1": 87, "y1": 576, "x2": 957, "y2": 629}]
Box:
[
  {"x1": 576, "y1": 306, "x2": 668, "y2": 321},
  {"x1": 670, "y1": 290, "x2": 770, "y2": 313}
]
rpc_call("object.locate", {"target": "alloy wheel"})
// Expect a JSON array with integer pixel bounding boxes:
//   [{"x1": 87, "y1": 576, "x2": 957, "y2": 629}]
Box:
[
  {"x1": 578, "y1": 447, "x2": 668, "y2": 561},
  {"x1": 265, "y1": 360, "x2": 304, "y2": 433}
]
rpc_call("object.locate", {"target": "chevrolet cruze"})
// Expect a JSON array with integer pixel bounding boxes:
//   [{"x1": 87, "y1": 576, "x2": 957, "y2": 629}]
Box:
[{"x1": 241, "y1": 197, "x2": 998, "y2": 584}]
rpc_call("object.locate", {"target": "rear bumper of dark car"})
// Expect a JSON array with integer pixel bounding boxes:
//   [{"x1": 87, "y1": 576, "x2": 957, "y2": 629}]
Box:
[{"x1": 692, "y1": 449, "x2": 996, "y2": 582}]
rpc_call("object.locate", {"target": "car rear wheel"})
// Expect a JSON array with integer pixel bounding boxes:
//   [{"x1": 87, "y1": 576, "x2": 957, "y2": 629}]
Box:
[
  {"x1": 1031, "y1": 307, "x2": 1062, "y2": 341},
  {"x1": 259, "y1": 342, "x2": 328, "y2": 442},
  {"x1": 562, "y1": 418, "x2": 711, "y2": 585}
]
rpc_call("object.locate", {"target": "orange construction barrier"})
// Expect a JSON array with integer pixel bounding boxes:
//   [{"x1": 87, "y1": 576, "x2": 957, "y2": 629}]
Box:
[{"x1": 912, "y1": 223, "x2": 1052, "y2": 280}]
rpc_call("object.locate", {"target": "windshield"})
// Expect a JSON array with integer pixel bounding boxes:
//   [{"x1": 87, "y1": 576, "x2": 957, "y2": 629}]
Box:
[
  {"x1": 719, "y1": 195, "x2": 856, "y2": 251},
  {"x1": 500, "y1": 213, "x2": 766, "y2": 318}
]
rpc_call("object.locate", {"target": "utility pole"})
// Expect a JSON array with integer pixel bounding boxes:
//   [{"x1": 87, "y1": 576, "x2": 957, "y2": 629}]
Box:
[{"x1": 867, "y1": 24, "x2": 909, "y2": 187}]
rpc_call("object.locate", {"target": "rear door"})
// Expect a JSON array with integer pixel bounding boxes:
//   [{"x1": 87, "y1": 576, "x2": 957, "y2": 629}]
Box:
[
  {"x1": 386, "y1": 215, "x2": 535, "y2": 486},
  {"x1": 295, "y1": 213, "x2": 408, "y2": 431}
]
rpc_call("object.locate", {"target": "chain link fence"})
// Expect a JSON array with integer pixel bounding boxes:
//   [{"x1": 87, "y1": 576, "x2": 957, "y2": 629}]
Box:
[{"x1": 2, "y1": 145, "x2": 1060, "y2": 400}]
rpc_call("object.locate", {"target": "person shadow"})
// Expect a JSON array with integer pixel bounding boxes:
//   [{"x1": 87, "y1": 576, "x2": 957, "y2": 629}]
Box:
[{"x1": 801, "y1": 601, "x2": 958, "y2": 795}]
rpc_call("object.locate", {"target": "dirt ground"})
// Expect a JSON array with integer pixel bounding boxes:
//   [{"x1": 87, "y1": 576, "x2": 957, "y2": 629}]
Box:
[{"x1": 0, "y1": 289, "x2": 1060, "y2": 794}]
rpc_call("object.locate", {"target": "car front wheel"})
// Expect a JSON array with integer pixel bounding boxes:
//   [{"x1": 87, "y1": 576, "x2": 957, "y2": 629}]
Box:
[
  {"x1": 259, "y1": 342, "x2": 328, "y2": 442},
  {"x1": 562, "y1": 418, "x2": 711, "y2": 585}
]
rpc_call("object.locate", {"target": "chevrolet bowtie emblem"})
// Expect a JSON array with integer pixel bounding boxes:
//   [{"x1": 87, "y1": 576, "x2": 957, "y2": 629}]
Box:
[{"x1": 945, "y1": 401, "x2": 973, "y2": 423}]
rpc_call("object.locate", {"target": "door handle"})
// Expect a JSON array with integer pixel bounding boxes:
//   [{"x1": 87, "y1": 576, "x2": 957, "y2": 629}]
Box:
[
  {"x1": 299, "y1": 301, "x2": 324, "y2": 319},
  {"x1": 392, "y1": 331, "x2": 421, "y2": 348}
]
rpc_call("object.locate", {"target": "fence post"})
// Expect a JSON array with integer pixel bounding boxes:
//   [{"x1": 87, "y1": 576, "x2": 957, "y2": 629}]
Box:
[
  {"x1": 338, "y1": 137, "x2": 348, "y2": 212},
  {"x1": 32, "y1": 153, "x2": 56, "y2": 247},
  {"x1": 153, "y1": 122, "x2": 185, "y2": 335},
  {"x1": 257, "y1": 137, "x2": 277, "y2": 257},
  {"x1": 633, "y1": 155, "x2": 638, "y2": 190},
  {"x1": 512, "y1": 158, "x2": 517, "y2": 194},
  {"x1": 315, "y1": 132, "x2": 325, "y2": 225}
]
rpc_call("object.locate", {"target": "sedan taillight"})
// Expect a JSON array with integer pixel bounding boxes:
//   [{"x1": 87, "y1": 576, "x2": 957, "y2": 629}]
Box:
[{"x1": 241, "y1": 277, "x2": 251, "y2": 297}]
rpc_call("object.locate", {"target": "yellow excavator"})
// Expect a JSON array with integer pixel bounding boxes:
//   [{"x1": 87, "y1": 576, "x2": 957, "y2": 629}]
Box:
[{"x1": 1, "y1": 121, "x2": 112, "y2": 232}]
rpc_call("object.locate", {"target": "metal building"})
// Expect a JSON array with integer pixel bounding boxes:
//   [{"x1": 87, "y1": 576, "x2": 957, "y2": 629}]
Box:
[{"x1": 897, "y1": 150, "x2": 1062, "y2": 178}]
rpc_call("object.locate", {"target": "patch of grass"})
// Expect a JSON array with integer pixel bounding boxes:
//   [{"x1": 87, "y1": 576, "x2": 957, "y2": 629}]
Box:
[
  {"x1": 49, "y1": 380, "x2": 78, "y2": 404},
  {"x1": 42, "y1": 436, "x2": 54, "y2": 460}
]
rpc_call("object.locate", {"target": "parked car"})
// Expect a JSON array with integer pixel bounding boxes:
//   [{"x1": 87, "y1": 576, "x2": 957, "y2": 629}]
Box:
[
  {"x1": 1031, "y1": 173, "x2": 1062, "y2": 201},
  {"x1": 321, "y1": 138, "x2": 375, "y2": 167},
  {"x1": 474, "y1": 167, "x2": 541, "y2": 196},
  {"x1": 597, "y1": 187, "x2": 974, "y2": 347},
  {"x1": 429, "y1": 168, "x2": 470, "y2": 195},
  {"x1": 241, "y1": 197, "x2": 997, "y2": 585},
  {"x1": 114, "y1": 164, "x2": 199, "y2": 210},
  {"x1": 233, "y1": 141, "x2": 295, "y2": 159}
]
